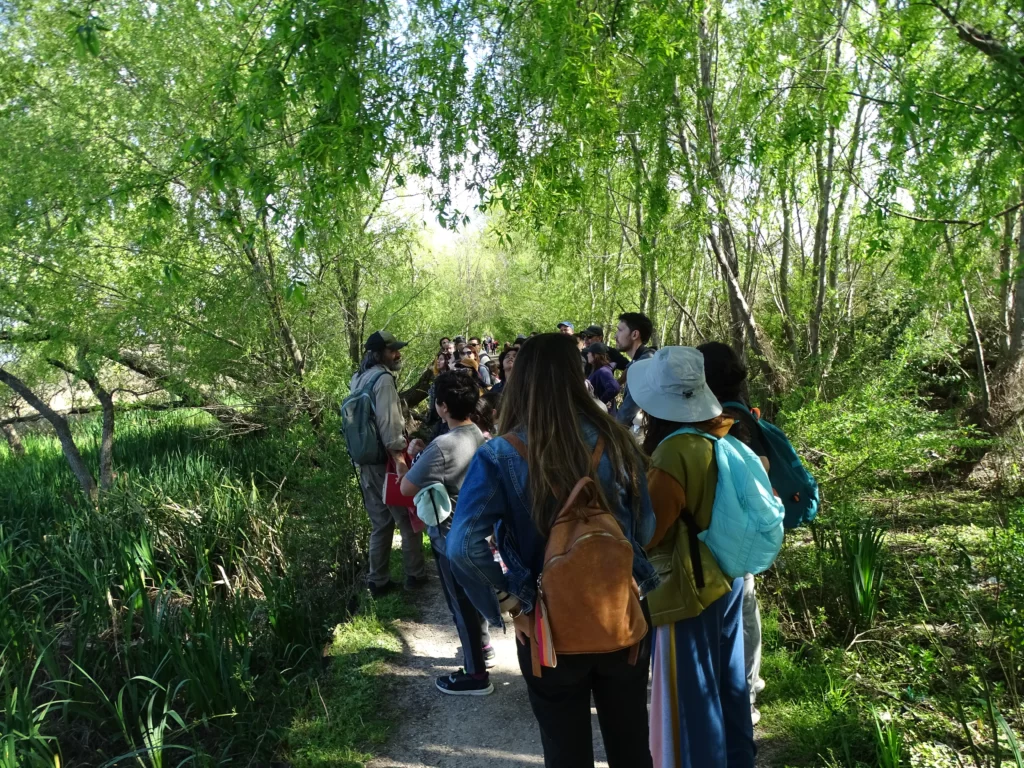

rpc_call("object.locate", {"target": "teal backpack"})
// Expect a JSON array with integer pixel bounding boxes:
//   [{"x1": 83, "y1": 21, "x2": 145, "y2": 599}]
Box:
[
  {"x1": 722, "y1": 402, "x2": 819, "y2": 528},
  {"x1": 668, "y1": 428, "x2": 785, "y2": 580},
  {"x1": 340, "y1": 370, "x2": 390, "y2": 465}
]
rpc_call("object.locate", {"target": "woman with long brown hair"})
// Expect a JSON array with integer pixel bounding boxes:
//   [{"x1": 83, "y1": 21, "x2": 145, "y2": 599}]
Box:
[{"x1": 448, "y1": 333, "x2": 658, "y2": 768}]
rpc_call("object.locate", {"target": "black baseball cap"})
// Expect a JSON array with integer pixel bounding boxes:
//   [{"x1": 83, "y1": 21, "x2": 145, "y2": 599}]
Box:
[
  {"x1": 586, "y1": 342, "x2": 610, "y2": 355},
  {"x1": 582, "y1": 324, "x2": 604, "y2": 338},
  {"x1": 365, "y1": 330, "x2": 408, "y2": 352}
]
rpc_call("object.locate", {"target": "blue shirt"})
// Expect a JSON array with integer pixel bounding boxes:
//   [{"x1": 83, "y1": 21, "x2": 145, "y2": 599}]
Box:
[{"x1": 446, "y1": 420, "x2": 659, "y2": 627}]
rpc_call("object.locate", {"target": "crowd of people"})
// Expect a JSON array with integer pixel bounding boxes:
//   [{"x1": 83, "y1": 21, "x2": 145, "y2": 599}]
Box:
[{"x1": 343, "y1": 315, "x2": 799, "y2": 768}]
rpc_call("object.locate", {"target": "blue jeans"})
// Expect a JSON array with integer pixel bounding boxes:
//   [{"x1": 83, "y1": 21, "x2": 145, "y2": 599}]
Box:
[
  {"x1": 429, "y1": 524, "x2": 490, "y2": 676},
  {"x1": 650, "y1": 576, "x2": 755, "y2": 767}
]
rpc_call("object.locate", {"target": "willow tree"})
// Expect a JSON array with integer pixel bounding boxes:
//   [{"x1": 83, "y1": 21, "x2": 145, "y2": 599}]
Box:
[{"x1": 0, "y1": 0, "x2": 469, "y2": 496}]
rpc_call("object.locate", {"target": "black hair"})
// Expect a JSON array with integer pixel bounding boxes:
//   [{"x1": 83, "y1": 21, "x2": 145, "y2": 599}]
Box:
[
  {"x1": 499, "y1": 345, "x2": 519, "y2": 372},
  {"x1": 470, "y1": 397, "x2": 496, "y2": 434},
  {"x1": 642, "y1": 413, "x2": 731, "y2": 457},
  {"x1": 440, "y1": 336, "x2": 451, "y2": 347},
  {"x1": 469, "y1": 336, "x2": 481, "y2": 345},
  {"x1": 433, "y1": 371, "x2": 480, "y2": 421},
  {"x1": 697, "y1": 341, "x2": 748, "y2": 402},
  {"x1": 617, "y1": 312, "x2": 653, "y2": 345}
]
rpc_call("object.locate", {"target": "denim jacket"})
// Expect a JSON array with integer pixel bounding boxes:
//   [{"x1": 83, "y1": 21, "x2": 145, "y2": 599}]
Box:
[{"x1": 446, "y1": 422, "x2": 660, "y2": 627}]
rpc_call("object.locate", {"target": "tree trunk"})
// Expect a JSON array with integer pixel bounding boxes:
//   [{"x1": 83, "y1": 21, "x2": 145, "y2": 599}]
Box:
[
  {"x1": 1005, "y1": 183, "x2": 1024, "y2": 368},
  {"x1": 46, "y1": 353, "x2": 117, "y2": 492},
  {"x1": 809, "y1": 124, "x2": 836, "y2": 361},
  {"x1": 242, "y1": 231, "x2": 306, "y2": 381},
  {"x1": 107, "y1": 349, "x2": 252, "y2": 429},
  {"x1": 779, "y1": 165, "x2": 798, "y2": 361},
  {"x1": 76, "y1": 352, "x2": 115, "y2": 491},
  {"x1": 962, "y1": 276, "x2": 991, "y2": 419},
  {"x1": 2, "y1": 424, "x2": 25, "y2": 456},
  {"x1": 1000, "y1": 207, "x2": 1015, "y2": 356},
  {"x1": 943, "y1": 228, "x2": 991, "y2": 421},
  {"x1": 0, "y1": 368, "x2": 97, "y2": 499},
  {"x1": 339, "y1": 256, "x2": 363, "y2": 369},
  {"x1": 690, "y1": 8, "x2": 786, "y2": 392}
]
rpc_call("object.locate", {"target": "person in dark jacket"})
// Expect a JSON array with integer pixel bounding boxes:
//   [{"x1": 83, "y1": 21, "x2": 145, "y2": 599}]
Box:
[
  {"x1": 582, "y1": 325, "x2": 630, "y2": 373},
  {"x1": 615, "y1": 313, "x2": 656, "y2": 427},
  {"x1": 586, "y1": 342, "x2": 621, "y2": 413}
]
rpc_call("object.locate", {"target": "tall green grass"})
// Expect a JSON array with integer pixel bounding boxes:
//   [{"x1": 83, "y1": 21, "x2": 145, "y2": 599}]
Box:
[{"x1": 0, "y1": 410, "x2": 368, "y2": 765}]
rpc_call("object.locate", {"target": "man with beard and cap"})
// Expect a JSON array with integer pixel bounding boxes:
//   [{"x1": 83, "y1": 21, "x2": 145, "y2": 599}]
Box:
[
  {"x1": 581, "y1": 324, "x2": 629, "y2": 374},
  {"x1": 350, "y1": 331, "x2": 428, "y2": 597}
]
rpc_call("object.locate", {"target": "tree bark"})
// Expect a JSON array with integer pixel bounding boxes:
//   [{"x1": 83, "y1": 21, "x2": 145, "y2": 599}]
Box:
[
  {"x1": 338, "y1": 256, "x2": 363, "y2": 369},
  {"x1": 75, "y1": 352, "x2": 115, "y2": 491},
  {"x1": 2, "y1": 424, "x2": 25, "y2": 456},
  {"x1": 672, "y1": 10, "x2": 786, "y2": 393},
  {"x1": 0, "y1": 368, "x2": 97, "y2": 499},
  {"x1": 1000, "y1": 207, "x2": 1015, "y2": 356},
  {"x1": 946, "y1": 230, "x2": 992, "y2": 420},
  {"x1": 107, "y1": 350, "x2": 254, "y2": 429},
  {"x1": 962, "y1": 276, "x2": 991, "y2": 419},
  {"x1": 809, "y1": 124, "x2": 836, "y2": 361},
  {"x1": 242, "y1": 219, "x2": 306, "y2": 381},
  {"x1": 1006, "y1": 183, "x2": 1024, "y2": 367},
  {"x1": 779, "y1": 165, "x2": 798, "y2": 360}
]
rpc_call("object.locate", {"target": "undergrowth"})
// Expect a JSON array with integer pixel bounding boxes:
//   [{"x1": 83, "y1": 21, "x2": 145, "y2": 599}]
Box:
[
  {"x1": 0, "y1": 410, "x2": 371, "y2": 765},
  {"x1": 755, "y1": 382, "x2": 1024, "y2": 767}
]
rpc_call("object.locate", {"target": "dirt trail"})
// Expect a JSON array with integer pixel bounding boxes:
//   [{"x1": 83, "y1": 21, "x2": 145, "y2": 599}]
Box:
[
  {"x1": 369, "y1": 545, "x2": 776, "y2": 768},
  {"x1": 368, "y1": 577, "x2": 610, "y2": 768}
]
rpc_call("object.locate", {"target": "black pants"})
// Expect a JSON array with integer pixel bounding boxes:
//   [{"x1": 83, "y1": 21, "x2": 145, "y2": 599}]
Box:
[
  {"x1": 430, "y1": 525, "x2": 489, "y2": 675},
  {"x1": 516, "y1": 610, "x2": 653, "y2": 768}
]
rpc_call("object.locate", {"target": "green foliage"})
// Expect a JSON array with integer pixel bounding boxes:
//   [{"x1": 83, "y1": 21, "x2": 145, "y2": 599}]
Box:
[
  {"x1": 835, "y1": 523, "x2": 887, "y2": 631},
  {"x1": 873, "y1": 709, "x2": 907, "y2": 768},
  {"x1": 0, "y1": 411, "x2": 366, "y2": 765}
]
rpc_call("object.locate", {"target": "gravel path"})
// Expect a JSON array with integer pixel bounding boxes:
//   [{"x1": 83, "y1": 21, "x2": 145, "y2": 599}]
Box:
[
  {"x1": 368, "y1": 576, "x2": 610, "y2": 768},
  {"x1": 368, "y1": 551, "x2": 777, "y2": 768}
]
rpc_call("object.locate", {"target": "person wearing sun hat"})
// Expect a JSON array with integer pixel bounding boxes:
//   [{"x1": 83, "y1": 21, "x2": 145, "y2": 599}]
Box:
[{"x1": 628, "y1": 346, "x2": 756, "y2": 768}]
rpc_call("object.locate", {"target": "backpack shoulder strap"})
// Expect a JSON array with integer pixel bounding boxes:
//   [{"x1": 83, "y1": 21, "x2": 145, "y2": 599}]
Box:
[
  {"x1": 505, "y1": 433, "x2": 527, "y2": 458},
  {"x1": 590, "y1": 436, "x2": 605, "y2": 472},
  {"x1": 720, "y1": 400, "x2": 750, "y2": 413},
  {"x1": 666, "y1": 426, "x2": 718, "y2": 442},
  {"x1": 678, "y1": 507, "x2": 705, "y2": 589},
  {"x1": 364, "y1": 368, "x2": 391, "y2": 393}
]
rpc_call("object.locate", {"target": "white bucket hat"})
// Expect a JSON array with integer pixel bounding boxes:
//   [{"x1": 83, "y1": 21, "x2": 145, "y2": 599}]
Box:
[{"x1": 627, "y1": 347, "x2": 723, "y2": 423}]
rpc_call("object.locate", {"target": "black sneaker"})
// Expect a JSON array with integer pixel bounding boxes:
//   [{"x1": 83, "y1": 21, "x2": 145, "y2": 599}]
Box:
[
  {"x1": 367, "y1": 581, "x2": 396, "y2": 599},
  {"x1": 435, "y1": 669, "x2": 493, "y2": 696},
  {"x1": 404, "y1": 574, "x2": 429, "y2": 591},
  {"x1": 482, "y1": 645, "x2": 496, "y2": 669}
]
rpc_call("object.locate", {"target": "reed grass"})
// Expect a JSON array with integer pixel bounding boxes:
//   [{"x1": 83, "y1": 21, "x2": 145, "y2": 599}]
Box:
[{"x1": 0, "y1": 410, "x2": 367, "y2": 765}]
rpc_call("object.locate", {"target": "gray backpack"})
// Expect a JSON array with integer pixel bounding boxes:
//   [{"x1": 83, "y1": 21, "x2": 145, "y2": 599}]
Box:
[{"x1": 340, "y1": 370, "x2": 390, "y2": 465}]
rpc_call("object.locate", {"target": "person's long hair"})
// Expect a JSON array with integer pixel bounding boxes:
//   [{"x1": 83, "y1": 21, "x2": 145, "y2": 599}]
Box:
[
  {"x1": 359, "y1": 349, "x2": 382, "y2": 374},
  {"x1": 642, "y1": 414, "x2": 732, "y2": 456},
  {"x1": 697, "y1": 341, "x2": 748, "y2": 402},
  {"x1": 500, "y1": 333, "x2": 645, "y2": 535}
]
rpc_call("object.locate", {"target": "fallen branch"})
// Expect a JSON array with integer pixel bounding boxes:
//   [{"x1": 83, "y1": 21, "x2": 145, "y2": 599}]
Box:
[{"x1": 0, "y1": 400, "x2": 197, "y2": 427}]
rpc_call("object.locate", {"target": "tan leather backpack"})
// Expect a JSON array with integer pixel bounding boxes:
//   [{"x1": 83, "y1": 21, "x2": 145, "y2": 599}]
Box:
[{"x1": 506, "y1": 434, "x2": 648, "y2": 676}]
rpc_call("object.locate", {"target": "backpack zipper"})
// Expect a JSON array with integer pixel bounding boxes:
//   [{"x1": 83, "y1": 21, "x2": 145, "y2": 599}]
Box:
[{"x1": 541, "y1": 531, "x2": 632, "y2": 575}]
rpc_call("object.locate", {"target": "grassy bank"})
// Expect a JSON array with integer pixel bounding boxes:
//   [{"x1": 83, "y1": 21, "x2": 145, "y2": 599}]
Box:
[
  {"x1": 0, "y1": 410, "x2": 378, "y2": 765},
  {"x1": 753, "y1": 398, "x2": 1024, "y2": 766}
]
